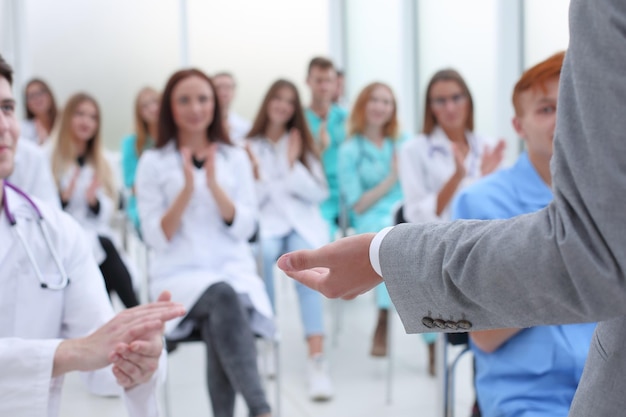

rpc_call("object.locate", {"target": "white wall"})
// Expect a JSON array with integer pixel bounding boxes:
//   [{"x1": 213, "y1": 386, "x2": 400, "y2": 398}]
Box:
[
  {"x1": 16, "y1": 0, "x2": 329, "y2": 150},
  {"x1": 8, "y1": 0, "x2": 571, "y2": 151},
  {"x1": 186, "y1": 0, "x2": 329, "y2": 124},
  {"x1": 417, "y1": 0, "x2": 498, "y2": 138},
  {"x1": 345, "y1": 0, "x2": 415, "y2": 135},
  {"x1": 524, "y1": 0, "x2": 570, "y2": 67}
]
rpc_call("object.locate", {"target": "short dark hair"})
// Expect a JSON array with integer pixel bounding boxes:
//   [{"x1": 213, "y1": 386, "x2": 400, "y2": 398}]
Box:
[
  {"x1": 0, "y1": 55, "x2": 13, "y2": 85},
  {"x1": 307, "y1": 57, "x2": 334, "y2": 75}
]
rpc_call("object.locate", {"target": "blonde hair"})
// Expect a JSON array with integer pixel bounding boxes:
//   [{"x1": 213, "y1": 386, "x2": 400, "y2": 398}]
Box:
[
  {"x1": 349, "y1": 82, "x2": 399, "y2": 139},
  {"x1": 51, "y1": 93, "x2": 117, "y2": 200},
  {"x1": 134, "y1": 87, "x2": 159, "y2": 156}
]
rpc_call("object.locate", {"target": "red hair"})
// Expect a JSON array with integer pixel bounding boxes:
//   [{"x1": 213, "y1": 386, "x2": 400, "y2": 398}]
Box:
[
  {"x1": 512, "y1": 51, "x2": 565, "y2": 116},
  {"x1": 349, "y1": 82, "x2": 399, "y2": 139}
]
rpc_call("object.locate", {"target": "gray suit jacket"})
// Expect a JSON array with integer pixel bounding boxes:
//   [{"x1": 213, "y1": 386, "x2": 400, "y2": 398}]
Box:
[{"x1": 380, "y1": 0, "x2": 626, "y2": 415}]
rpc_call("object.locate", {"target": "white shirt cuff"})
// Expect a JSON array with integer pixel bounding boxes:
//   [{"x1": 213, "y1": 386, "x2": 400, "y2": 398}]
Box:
[{"x1": 369, "y1": 227, "x2": 394, "y2": 277}]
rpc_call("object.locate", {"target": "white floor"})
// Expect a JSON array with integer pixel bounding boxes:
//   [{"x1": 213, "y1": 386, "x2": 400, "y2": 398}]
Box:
[{"x1": 60, "y1": 271, "x2": 475, "y2": 417}]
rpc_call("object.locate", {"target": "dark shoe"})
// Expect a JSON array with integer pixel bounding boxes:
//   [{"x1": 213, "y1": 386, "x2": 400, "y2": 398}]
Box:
[{"x1": 371, "y1": 309, "x2": 389, "y2": 357}]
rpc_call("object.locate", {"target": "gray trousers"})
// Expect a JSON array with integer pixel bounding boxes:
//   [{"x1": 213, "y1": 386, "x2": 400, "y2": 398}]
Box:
[{"x1": 187, "y1": 282, "x2": 270, "y2": 417}]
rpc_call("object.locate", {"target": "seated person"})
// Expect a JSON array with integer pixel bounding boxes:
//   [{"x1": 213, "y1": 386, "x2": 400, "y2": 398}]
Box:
[
  {"x1": 0, "y1": 54, "x2": 185, "y2": 417},
  {"x1": 136, "y1": 68, "x2": 274, "y2": 417},
  {"x1": 120, "y1": 87, "x2": 159, "y2": 233},
  {"x1": 51, "y1": 93, "x2": 140, "y2": 309},
  {"x1": 452, "y1": 51, "x2": 596, "y2": 417}
]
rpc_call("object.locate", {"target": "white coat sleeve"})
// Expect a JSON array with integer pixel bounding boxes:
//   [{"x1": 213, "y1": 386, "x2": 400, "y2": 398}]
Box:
[
  {"x1": 92, "y1": 189, "x2": 115, "y2": 229},
  {"x1": 246, "y1": 143, "x2": 272, "y2": 208},
  {"x1": 398, "y1": 139, "x2": 441, "y2": 223},
  {"x1": 285, "y1": 157, "x2": 329, "y2": 204},
  {"x1": 58, "y1": 211, "x2": 163, "y2": 416},
  {"x1": 226, "y1": 149, "x2": 259, "y2": 241},
  {"x1": 136, "y1": 152, "x2": 171, "y2": 252},
  {"x1": 0, "y1": 338, "x2": 63, "y2": 416}
]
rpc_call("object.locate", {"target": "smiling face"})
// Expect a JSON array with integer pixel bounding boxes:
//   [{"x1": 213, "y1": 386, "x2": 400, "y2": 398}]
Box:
[
  {"x1": 70, "y1": 99, "x2": 99, "y2": 144},
  {"x1": 25, "y1": 81, "x2": 52, "y2": 117},
  {"x1": 513, "y1": 77, "x2": 559, "y2": 162},
  {"x1": 364, "y1": 85, "x2": 395, "y2": 130},
  {"x1": 429, "y1": 80, "x2": 470, "y2": 132},
  {"x1": 138, "y1": 89, "x2": 160, "y2": 125},
  {"x1": 0, "y1": 76, "x2": 20, "y2": 179},
  {"x1": 171, "y1": 75, "x2": 216, "y2": 136},
  {"x1": 267, "y1": 86, "x2": 296, "y2": 127},
  {"x1": 212, "y1": 74, "x2": 235, "y2": 112},
  {"x1": 307, "y1": 66, "x2": 336, "y2": 103}
]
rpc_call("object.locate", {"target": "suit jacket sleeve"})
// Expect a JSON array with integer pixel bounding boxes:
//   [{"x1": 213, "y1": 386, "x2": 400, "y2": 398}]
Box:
[{"x1": 380, "y1": 0, "x2": 626, "y2": 333}]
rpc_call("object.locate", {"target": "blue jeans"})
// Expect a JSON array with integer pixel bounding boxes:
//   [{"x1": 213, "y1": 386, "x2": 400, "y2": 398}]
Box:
[{"x1": 262, "y1": 231, "x2": 324, "y2": 337}]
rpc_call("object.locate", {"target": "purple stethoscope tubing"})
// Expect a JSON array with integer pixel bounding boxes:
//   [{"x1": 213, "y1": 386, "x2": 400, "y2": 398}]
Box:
[{"x1": 2, "y1": 182, "x2": 70, "y2": 290}]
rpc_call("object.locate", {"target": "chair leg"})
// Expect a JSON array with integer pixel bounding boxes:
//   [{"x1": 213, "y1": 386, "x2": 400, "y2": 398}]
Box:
[
  {"x1": 385, "y1": 308, "x2": 394, "y2": 405},
  {"x1": 273, "y1": 337, "x2": 281, "y2": 417},
  {"x1": 163, "y1": 354, "x2": 173, "y2": 417}
]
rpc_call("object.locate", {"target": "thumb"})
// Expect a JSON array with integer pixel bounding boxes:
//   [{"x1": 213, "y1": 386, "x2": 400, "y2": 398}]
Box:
[
  {"x1": 157, "y1": 290, "x2": 172, "y2": 303},
  {"x1": 277, "y1": 249, "x2": 319, "y2": 272}
]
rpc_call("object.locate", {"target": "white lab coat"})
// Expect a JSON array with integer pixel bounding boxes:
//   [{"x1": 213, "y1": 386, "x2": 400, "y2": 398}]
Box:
[
  {"x1": 8, "y1": 138, "x2": 60, "y2": 207},
  {"x1": 135, "y1": 141, "x2": 273, "y2": 339},
  {"x1": 0, "y1": 185, "x2": 163, "y2": 417},
  {"x1": 19, "y1": 119, "x2": 40, "y2": 145},
  {"x1": 399, "y1": 126, "x2": 495, "y2": 223},
  {"x1": 247, "y1": 134, "x2": 329, "y2": 249},
  {"x1": 58, "y1": 163, "x2": 116, "y2": 264},
  {"x1": 228, "y1": 112, "x2": 252, "y2": 146}
]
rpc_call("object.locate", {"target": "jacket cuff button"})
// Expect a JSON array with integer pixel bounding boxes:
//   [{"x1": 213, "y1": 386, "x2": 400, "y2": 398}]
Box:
[
  {"x1": 457, "y1": 320, "x2": 472, "y2": 330},
  {"x1": 422, "y1": 317, "x2": 434, "y2": 328},
  {"x1": 433, "y1": 319, "x2": 446, "y2": 329}
]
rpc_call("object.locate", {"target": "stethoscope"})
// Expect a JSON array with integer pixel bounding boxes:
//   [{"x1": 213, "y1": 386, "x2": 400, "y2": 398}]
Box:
[
  {"x1": 2, "y1": 182, "x2": 70, "y2": 290},
  {"x1": 427, "y1": 132, "x2": 480, "y2": 178}
]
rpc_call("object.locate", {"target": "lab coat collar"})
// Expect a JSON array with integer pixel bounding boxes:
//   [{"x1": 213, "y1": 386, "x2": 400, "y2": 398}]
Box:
[
  {"x1": 0, "y1": 185, "x2": 34, "y2": 265},
  {"x1": 428, "y1": 126, "x2": 480, "y2": 159}
]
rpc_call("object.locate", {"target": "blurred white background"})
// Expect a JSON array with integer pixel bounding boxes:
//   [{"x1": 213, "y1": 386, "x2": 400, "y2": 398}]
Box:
[{"x1": 1, "y1": 0, "x2": 569, "y2": 161}]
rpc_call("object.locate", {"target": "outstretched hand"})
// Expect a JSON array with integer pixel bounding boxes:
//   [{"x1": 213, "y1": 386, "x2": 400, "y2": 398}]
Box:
[{"x1": 277, "y1": 233, "x2": 382, "y2": 300}]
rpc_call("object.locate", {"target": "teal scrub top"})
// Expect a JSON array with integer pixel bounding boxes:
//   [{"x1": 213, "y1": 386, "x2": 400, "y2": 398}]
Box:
[
  {"x1": 120, "y1": 134, "x2": 153, "y2": 230},
  {"x1": 338, "y1": 134, "x2": 405, "y2": 234},
  {"x1": 452, "y1": 152, "x2": 596, "y2": 417},
  {"x1": 305, "y1": 105, "x2": 348, "y2": 196}
]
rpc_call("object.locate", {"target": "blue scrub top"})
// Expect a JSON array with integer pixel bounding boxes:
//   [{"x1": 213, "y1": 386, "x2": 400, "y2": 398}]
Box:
[
  {"x1": 452, "y1": 152, "x2": 596, "y2": 417},
  {"x1": 338, "y1": 134, "x2": 404, "y2": 234}
]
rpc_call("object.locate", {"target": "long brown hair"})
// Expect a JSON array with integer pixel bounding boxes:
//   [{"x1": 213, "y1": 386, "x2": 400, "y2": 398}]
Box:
[
  {"x1": 349, "y1": 82, "x2": 399, "y2": 139},
  {"x1": 24, "y1": 78, "x2": 58, "y2": 134},
  {"x1": 51, "y1": 93, "x2": 116, "y2": 200},
  {"x1": 247, "y1": 79, "x2": 319, "y2": 170},
  {"x1": 156, "y1": 69, "x2": 230, "y2": 148},
  {"x1": 422, "y1": 69, "x2": 474, "y2": 135},
  {"x1": 134, "y1": 87, "x2": 159, "y2": 155}
]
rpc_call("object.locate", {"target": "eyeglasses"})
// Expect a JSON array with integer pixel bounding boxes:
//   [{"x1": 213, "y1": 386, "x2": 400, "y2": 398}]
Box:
[
  {"x1": 430, "y1": 93, "x2": 467, "y2": 109},
  {"x1": 26, "y1": 89, "x2": 47, "y2": 101}
]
